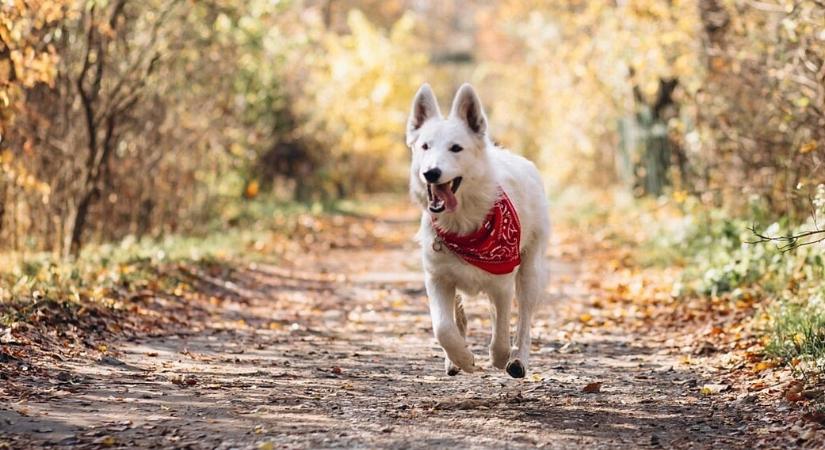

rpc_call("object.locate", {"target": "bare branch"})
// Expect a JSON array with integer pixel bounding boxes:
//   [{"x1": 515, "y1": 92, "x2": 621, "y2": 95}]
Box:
[{"x1": 747, "y1": 226, "x2": 825, "y2": 252}]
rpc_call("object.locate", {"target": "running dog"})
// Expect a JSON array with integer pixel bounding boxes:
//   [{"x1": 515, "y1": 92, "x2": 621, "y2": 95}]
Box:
[{"x1": 406, "y1": 83, "x2": 550, "y2": 378}]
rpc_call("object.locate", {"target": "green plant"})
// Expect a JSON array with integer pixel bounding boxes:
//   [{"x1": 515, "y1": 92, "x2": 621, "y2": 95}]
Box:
[{"x1": 765, "y1": 297, "x2": 825, "y2": 377}]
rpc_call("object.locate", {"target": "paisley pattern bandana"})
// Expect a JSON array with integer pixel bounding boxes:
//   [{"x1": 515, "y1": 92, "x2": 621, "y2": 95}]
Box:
[{"x1": 431, "y1": 190, "x2": 521, "y2": 275}]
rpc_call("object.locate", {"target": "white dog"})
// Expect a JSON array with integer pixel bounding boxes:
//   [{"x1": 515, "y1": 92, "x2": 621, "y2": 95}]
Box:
[{"x1": 406, "y1": 83, "x2": 550, "y2": 378}]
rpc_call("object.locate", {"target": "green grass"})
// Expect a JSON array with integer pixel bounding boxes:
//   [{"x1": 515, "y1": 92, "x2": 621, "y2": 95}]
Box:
[{"x1": 765, "y1": 299, "x2": 825, "y2": 377}]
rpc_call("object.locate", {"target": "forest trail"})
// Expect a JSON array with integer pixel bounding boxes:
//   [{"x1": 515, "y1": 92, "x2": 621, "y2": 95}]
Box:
[{"x1": 0, "y1": 208, "x2": 791, "y2": 449}]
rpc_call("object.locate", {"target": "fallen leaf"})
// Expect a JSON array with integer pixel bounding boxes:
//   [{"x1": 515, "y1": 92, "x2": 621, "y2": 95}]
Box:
[
  {"x1": 700, "y1": 384, "x2": 729, "y2": 395},
  {"x1": 93, "y1": 436, "x2": 116, "y2": 446},
  {"x1": 753, "y1": 361, "x2": 776, "y2": 373},
  {"x1": 749, "y1": 381, "x2": 767, "y2": 391},
  {"x1": 784, "y1": 381, "x2": 805, "y2": 402},
  {"x1": 172, "y1": 375, "x2": 198, "y2": 386},
  {"x1": 582, "y1": 382, "x2": 602, "y2": 393},
  {"x1": 244, "y1": 180, "x2": 260, "y2": 199},
  {"x1": 799, "y1": 141, "x2": 817, "y2": 154}
]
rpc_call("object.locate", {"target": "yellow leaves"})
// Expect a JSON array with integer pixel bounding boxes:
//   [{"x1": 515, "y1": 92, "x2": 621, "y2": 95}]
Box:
[
  {"x1": 9, "y1": 47, "x2": 59, "y2": 88},
  {"x1": 229, "y1": 142, "x2": 245, "y2": 156},
  {"x1": 172, "y1": 283, "x2": 190, "y2": 297},
  {"x1": 0, "y1": 149, "x2": 12, "y2": 165},
  {"x1": 93, "y1": 435, "x2": 116, "y2": 447},
  {"x1": 298, "y1": 9, "x2": 427, "y2": 189},
  {"x1": 389, "y1": 297, "x2": 406, "y2": 309},
  {"x1": 213, "y1": 12, "x2": 232, "y2": 33},
  {"x1": 799, "y1": 141, "x2": 817, "y2": 154},
  {"x1": 1, "y1": 1, "x2": 69, "y2": 136},
  {"x1": 244, "y1": 180, "x2": 260, "y2": 199},
  {"x1": 752, "y1": 360, "x2": 777, "y2": 373},
  {"x1": 87, "y1": 285, "x2": 108, "y2": 301},
  {"x1": 699, "y1": 383, "x2": 729, "y2": 396}
]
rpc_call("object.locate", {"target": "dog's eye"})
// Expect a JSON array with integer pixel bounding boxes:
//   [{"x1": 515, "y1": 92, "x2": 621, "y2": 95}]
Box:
[
  {"x1": 449, "y1": 144, "x2": 463, "y2": 153},
  {"x1": 421, "y1": 143, "x2": 429, "y2": 151}
]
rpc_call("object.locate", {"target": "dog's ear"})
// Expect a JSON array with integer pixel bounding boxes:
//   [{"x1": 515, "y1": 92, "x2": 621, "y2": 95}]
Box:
[
  {"x1": 449, "y1": 83, "x2": 487, "y2": 136},
  {"x1": 406, "y1": 84, "x2": 441, "y2": 146}
]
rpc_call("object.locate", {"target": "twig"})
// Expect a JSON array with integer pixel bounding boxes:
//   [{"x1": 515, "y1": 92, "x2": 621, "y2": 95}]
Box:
[{"x1": 747, "y1": 226, "x2": 825, "y2": 252}]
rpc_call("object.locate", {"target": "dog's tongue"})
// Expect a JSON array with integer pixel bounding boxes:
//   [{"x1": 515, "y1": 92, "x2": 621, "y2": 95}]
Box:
[{"x1": 433, "y1": 182, "x2": 457, "y2": 212}]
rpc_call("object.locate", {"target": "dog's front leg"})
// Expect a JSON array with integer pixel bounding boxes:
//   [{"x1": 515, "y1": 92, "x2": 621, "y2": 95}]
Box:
[
  {"x1": 488, "y1": 285, "x2": 514, "y2": 370},
  {"x1": 508, "y1": 251, "x2": 543, "y2": 378},
  {"x1": 426, "y1": 275, "x2": 475, "y2": 373}
]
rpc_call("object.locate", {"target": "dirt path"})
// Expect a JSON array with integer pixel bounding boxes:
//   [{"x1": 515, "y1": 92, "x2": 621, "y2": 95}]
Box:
[{"x1": 0, "y1": 212, "x2": 803, "y2": 449}]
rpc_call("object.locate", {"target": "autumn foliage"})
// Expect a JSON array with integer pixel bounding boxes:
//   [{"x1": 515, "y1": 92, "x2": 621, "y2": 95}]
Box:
[
  {"x1": 1, "y1": 2, "x2": 825, "y2": 444},
  {"x1": 0, "y1": 0, "x2": 823, "y2": 256}
]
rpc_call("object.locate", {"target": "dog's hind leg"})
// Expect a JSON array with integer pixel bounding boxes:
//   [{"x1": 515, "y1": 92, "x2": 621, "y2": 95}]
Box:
[
  {"x1": 445, "y1": 295, "x2": 468, "y2": 376},
  {"x1": 426, "y1": 276, "x2": 476, "y2": 374},
  {"x1": 507, "y1": 248, "x2": 546, "y2": 378}
]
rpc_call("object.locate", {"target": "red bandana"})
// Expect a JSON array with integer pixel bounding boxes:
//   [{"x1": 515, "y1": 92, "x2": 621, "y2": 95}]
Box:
[{"x1": 431, "y1": 190, "x2": 521, "y2": 275}]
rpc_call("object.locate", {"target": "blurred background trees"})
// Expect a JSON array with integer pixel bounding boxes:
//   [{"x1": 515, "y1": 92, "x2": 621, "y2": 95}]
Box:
[{"x1": 1, "y1": 0, "x2": 824, "y2": 255}]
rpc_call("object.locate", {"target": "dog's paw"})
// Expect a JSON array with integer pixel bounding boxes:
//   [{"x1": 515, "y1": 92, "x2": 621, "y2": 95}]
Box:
[
  {"x1": 451, "y1": 351, "x2": 476, "y2": 373},
  {"x1": 445, "y1": 358, "x2": 461, "y2": 376},
  {"x1": 505, "y1": 359, "x2": 526, "y2": 378}
]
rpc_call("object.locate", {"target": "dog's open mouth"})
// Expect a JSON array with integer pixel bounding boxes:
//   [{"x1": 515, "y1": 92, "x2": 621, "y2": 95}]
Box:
[{"x1": 426, "y1": 177, "x2": 462, "y2": 213}]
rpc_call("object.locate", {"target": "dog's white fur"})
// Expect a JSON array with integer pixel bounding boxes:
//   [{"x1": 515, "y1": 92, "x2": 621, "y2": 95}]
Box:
[{"x1": 406, "y1": 83, "x2": 550, "y2": 377}]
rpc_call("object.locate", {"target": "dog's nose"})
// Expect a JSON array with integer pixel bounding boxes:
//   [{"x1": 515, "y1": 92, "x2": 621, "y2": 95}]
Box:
[{"x1": 423, "y1": 168, "x2": 442, "y2": 183}]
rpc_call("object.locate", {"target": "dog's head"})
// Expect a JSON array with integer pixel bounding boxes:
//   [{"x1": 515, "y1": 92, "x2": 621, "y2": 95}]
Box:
[{"x1": 406, "y1": 83, "x2": 490, "y2": 215}]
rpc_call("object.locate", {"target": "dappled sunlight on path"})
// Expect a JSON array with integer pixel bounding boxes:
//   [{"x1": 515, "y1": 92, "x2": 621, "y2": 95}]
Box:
[{"x1": 1, "y1": 204, "x2": 813, "y2": 449}]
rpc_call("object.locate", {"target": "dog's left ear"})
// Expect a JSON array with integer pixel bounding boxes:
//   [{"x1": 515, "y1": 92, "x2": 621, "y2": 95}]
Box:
[{"x1": 450, "y1": 83, "x2": 487, "y2": 136}]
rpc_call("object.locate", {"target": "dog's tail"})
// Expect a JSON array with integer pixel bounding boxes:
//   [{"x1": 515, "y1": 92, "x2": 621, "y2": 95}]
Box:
[{"x1": 454, "y1": 294, "x2": 467, "y2": 338}]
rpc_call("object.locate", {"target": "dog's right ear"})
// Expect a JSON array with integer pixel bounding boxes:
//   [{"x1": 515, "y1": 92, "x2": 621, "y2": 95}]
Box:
[{"x1": 406, "y1": 84, "x2": 441, "y2": 147}]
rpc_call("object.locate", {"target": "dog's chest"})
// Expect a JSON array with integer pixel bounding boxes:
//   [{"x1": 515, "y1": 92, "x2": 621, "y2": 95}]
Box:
[{"x1": 422, "y1": 243, "x2": 516, "y2": 295}]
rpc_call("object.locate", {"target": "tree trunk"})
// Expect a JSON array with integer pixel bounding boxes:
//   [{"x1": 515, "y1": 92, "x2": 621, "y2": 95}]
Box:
[
  {"x1": 621, "y1": 73, "x2": 680, "y2": 197},
  {"x1": 70, "y1": 189, "x2": 96, "y2": 257},
  {"x1": 0, "y1": 183, "x2": 5, "y2": 242}
]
